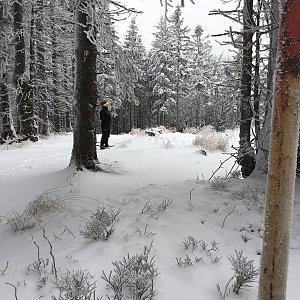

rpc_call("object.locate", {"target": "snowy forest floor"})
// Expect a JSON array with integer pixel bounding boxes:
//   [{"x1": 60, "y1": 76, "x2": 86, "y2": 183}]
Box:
[{"x1": 0, "y1": 129, "x2": 300, "y2": 300}]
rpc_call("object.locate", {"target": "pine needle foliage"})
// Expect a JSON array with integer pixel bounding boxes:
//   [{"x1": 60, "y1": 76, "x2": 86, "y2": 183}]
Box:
[
  {"x1": 229, "y1": 250, "x2": 259, "y2": 293},
  {"x1": 217, "y1": 250, "x2": 259, "y2": 299}
]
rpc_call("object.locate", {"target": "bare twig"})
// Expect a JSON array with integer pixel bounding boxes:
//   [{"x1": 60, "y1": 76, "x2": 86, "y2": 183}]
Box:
[
  {"x1": 141, "y1": 201, "x2": 151, "y2": 214},
  {"x1": 33, "y1": 218, "x2": 58, "y2": 279},
  {"x1": 5, "y1": 282, "x2": 18, "y2": 300},
  {"x1": 209, "y1": 154, "x2": 236, "y2": 180},
  {"x1": 0, "y1": 261, "x2": 9, "y2": 275},
  {"x1": 62, "y1": 225, "x2": 76, "y2": 238},
  {"x1": 222, "y1": 205, "x2": 237, "y2": 229},
  {"x1": 190, "y1": 188, "x2": 195, "y2": 202},
  {"x1": 33, "y1": 241, "x2": 41, "y2": 271}
]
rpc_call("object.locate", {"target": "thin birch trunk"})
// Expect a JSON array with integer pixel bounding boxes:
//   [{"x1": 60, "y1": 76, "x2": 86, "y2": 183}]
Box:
[{"x1": 258, "y1": 1, "x2": 300, "y2": 299}]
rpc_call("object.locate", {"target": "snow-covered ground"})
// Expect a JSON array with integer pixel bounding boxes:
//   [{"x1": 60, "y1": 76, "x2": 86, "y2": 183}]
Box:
[{"x1": 0, "y1": 130, "x2": 299, "y2": 300}]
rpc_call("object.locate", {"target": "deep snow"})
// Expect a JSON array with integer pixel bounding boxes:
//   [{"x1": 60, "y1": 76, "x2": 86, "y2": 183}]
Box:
[{"x1": 0, "y1": 131, "x2": 300, "y2": 300}]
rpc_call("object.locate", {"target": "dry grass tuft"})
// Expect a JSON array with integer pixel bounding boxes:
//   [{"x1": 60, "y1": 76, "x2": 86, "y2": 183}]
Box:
[
  {"x1": 4, "y1": 190, "x2": 66, "y2": 232},
  {"x1": 193, "y1": 126, "x2": 229, "y2": 152},
  {"x1": 129, "y1": 128, "x2": 144, "y2": 136}
]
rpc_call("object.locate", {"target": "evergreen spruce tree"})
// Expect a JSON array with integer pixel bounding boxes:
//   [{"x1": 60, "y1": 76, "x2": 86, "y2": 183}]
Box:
[
  {"x1": 185, "y1": 25, "x2": 213, "y2": 128},
  {"x1": 168, "y1": 5, "x2": 191, "y2": 131},
  {"x1": 122, "y1": 18, "x2": 148, "y2": 131},
  {"x1": 149, "y1": 17, "x2": 173, "y2": 127}
]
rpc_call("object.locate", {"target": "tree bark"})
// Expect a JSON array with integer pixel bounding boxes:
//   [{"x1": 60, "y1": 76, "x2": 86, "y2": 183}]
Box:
[
  {"x1": 13, "y1": 0, "x2": 37, "y2": 142},
  {"x1": 71, "y1": 1, "x2": 98, "y2": 170},
  {"x1": 253, "y1": 0, "x2": 261, "y2": 146},
  {"x1": 238, "y1": 0, "x2": 255, "y2": 177},
  {"x1": 36, "y1": 0, "x2": 49, "y2": 136},
  {"x1": 254, "y1": 0, "x2": 279, "y2": 173},
  {"x1": 0, "y1": 2, "x2": 16, "y2": 142},
  {"x1": 51, "y1": 1, "x2": 61, "y2": 132},
  {"x1": 258, "y1": 1, "x2": 300, "y2": 299}
]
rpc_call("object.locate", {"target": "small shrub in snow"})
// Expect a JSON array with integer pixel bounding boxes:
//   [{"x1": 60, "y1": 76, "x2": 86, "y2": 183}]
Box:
[
  {"x1": 161, "y1": 140, "x2": 173, "y2": 149},
  {"x1": 118, "y1": 140, "x2": 131, "y2": 148},
  {"x1": 176, "y1": 255, "x2": 195, "y2": 267},
  {"x1": 26, "y1": 256, "x2": 52, "y2": 289},
  {"x1": 229, "y1": 170, "x2": 241, "y2": 179},
  {"x1": 156, "y1": 199, "x2": 172, "y2": 212},
  {"x1": 183, "y1": 236, "x2": 199, "y2": 251},
  {"x1": 177, "y1": 236, "x2": 222, "y2": 266},
  {"x1": 135, "y1": 224, "x2": 156, "y2": 237},
  {"x1": 141, "y1": 200, "x2": 172, "y2": 217},
  {"x1": 102, "y1": 244, "x2": 158, "y2": 300},
  {"x1": 209, "y1": 177, "x2": 229, "y2": 192},
  {"x1": 81, "y1": 208, "x2": 120, "y2": 240},
  {"x1": 231, "y1": 185, "x2": 265, "y2": 210},
  {"x1": 217, "y1": 250, "x2": 259, "y2": 299},
  {"x1": 229, "y1": 250, "x2": 259, "y2": 293},
  {"x1": 26, "y1": 257, "x2": 50, "y2": 276},
  {"x1": 52, "y1": 269, "x2": 96, "y2": 300}
]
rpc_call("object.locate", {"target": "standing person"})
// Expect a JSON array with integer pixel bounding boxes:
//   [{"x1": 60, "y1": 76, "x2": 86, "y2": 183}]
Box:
[{"x1": 99, "y1": 100, "x2": 111, "y2": 149}]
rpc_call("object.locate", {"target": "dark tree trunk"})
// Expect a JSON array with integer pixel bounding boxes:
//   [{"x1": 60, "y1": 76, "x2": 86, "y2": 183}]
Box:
[
  {"x1": 51, "y1": 3, "x2": 61, "y2": 132},
  {"x1": 71, "y1": 1, "x2": 98, "y2": 170},
  {"x1": 13, "y1": 0, "x2": 37, "y2": 142},
  {"x1": 255, "y1": 0, "x2": 279, "y2": 173},
  {"x1": 63, "y1": 59, "x2": 72, "y2": 132},
  {"x1": 0, "y1": 73, "x2": 15, "y2": 143},
  {"x1": 0, "y1": 3, "x2": 16, "y2": 143},
  {"x1": 238, "y1": 0, "x2": 255, "y2": 177},
  {"x1": 258, "y1": 1, "x2": 300, "y2": 298},
  {"x1": 36, "y1": 0, "x2": 48, "y2": 136},
  {"x1": 253, "y1": 0, "x2": 261, "y2": 146}
]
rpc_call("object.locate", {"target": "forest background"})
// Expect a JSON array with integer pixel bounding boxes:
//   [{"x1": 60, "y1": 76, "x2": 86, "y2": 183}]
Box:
[
  {"x1": 0, "y1": 0, "x2": 285, "y2": 178},
  {"x1": 1, "y1": 0, "x2": 300, "y2": 299}
]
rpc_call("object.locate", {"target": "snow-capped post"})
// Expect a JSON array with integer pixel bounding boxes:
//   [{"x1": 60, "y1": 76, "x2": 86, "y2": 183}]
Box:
[{"x1": 258, "y1": 1, "x2": 300, "y2": 299}]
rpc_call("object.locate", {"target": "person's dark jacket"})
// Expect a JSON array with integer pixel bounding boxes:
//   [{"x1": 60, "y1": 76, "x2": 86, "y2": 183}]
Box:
[{"x1": 100, "y1": 107, "x2": 111, "y2": 128}]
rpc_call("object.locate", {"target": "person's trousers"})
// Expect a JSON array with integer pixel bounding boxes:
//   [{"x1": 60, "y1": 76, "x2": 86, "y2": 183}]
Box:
[{"x1": 101, "y1": 125, "x2": 110, "y2": 146}]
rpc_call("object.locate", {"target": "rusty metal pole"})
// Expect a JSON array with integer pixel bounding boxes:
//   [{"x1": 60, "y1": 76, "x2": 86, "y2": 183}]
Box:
[{"x1": 258, "y1": 1, "x2": 300, "y2": 299}]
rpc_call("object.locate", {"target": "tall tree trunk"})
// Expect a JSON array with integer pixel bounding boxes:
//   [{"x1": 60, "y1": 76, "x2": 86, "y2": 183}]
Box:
[
  {"x1": 36, "y1": 0, "x2": 49, "y2": 136},
  {"x1": 51, "y1": 2, "x2": 61, "y2": 132},
  {"x1": 13, "y1": 0, "x2": 37, "y2": 142},
  {"x1": 238, "y1": 0, "x2": 255, "y2": 177},
  {"x1": 0, "y1": 2, "x2": 16, "y2": 142},
  {"x1": 63, "y1": 58, "x2": 72, "y2": 132},
  {"x1": 255, "y1": 0, "x2": 279, "y2": 173},
  {"x1": 253, "y1": 0, "x2": 261, "y2": 146},
  {"x1": 258, "y1": 1, "x2": 300, "y2": 299},
  {"x1": 71, "y1": 1, "x2": 98, "y2": 170}
]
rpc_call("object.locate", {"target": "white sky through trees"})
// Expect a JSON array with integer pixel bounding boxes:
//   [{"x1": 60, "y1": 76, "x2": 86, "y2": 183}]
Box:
[{"x1": 114, "y1": 0, "x2": 235, "y2": 57}]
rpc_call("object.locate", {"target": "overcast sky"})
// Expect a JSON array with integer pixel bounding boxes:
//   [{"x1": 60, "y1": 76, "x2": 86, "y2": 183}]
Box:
[{"x1": 114, "y1": 0, "x2": 237, "y2": 57}]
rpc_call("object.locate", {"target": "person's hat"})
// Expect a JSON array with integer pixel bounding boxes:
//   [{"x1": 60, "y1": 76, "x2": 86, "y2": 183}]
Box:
[{"x1": 100, "y1": 100, "x2": 109, "y2": 107}]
